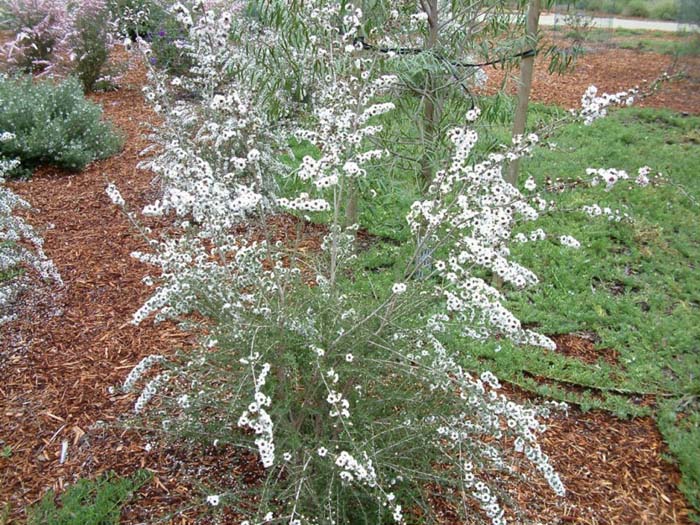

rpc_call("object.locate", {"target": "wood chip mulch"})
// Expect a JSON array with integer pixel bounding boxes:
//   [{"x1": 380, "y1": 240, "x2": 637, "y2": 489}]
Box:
[
  {"x1": 485, "y1": 35, "x2": 700, "y2": 115},
  {"x1": 0, "y1": 45, "x2": 696, "y2": 524}
]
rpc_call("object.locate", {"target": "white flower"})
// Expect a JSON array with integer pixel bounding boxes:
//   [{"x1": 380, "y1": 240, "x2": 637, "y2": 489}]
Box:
[
  {"x1": 392, "y1": 282, "x2": 407, "y2": 295},
  {"x1": 206, "y1": 494, "x2": 220, "y2": 506},
  {"x1": 105, "y1": 183, "x2": 125, "y2": 207},
  {"x1": 466, "y1": 108, "x2": 481, "y2": 122},
  {"x1": 345, "y1": 353, "x2": 354, "y2": 362},
  {"x1": 411, "y1": 12, "x2": 429, "y2": 22},
  {"x1": 317, "y1": 447, "x2": 328, "y2": 457},
  {"x1": 559, "y1": 235, "x2": 581, "y2": 249}
]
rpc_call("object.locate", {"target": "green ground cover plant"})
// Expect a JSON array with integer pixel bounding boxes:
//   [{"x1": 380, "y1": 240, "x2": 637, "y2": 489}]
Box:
[
  {"x1": 0, "y1": 76, "x2": 123, "y2": 177},
  {"x1": 506, "y1": 107, "x2": 700, "y2": 516},
  {"x1": 26, "y1": 470, "x2": 151, "y2": 525}
]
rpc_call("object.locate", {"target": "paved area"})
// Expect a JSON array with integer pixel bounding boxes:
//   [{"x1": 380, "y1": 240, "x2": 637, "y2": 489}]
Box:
[{"x1": 539, "y1": 13, "x2": 699, "y2": 32}]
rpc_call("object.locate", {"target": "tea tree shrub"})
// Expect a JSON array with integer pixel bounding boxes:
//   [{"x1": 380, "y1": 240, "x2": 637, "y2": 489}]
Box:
[
  {"x1": 111, "y1": 2, "x2": 654, "y2": 524},
  {"x1": 108, "y1": 4, "x2": 576, "y2": 524},
  {"x1": 0, "y1": 154, "x2": 61, "y2": 324},
  {"x1": 0, "y1": 76, "x2": 123, "y2": 176}
]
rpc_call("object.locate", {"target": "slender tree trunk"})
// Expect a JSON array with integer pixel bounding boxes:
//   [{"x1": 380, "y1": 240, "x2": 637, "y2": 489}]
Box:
[
  {"x1": 506, "y1": 0, "x2": 541, "y2": 186},
  {"x1": 344, "y1": 181, "x2": 359, "y2": 227},
  {"x1": 420, "y1": 0, "x2": 440, "y2": 191}
]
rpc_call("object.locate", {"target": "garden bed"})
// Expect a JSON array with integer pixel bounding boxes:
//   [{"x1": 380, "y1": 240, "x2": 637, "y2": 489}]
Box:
[{"x1": 0, "y1": 41, "x2": 697, "y2": 524}]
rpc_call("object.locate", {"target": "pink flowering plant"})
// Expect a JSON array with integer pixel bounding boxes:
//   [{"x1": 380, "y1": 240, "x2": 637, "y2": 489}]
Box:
[
  {"x1": 109, "y1": 2, "x2": 659, "y2": 524},
  {"x1": 0, "y1": 0, "x2": 69, "y2": 74},
  {"x1": 1, "y1": 0, "x2": 118, "y2": 91}
]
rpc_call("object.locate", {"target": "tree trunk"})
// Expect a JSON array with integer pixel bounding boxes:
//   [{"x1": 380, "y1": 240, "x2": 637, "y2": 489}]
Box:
[
  {"x1": 420, "y1": 0, "x2": 440, "y2": 191},
  {"x1": 506, "y1": 0, "x2": 541, "y2": 186}
]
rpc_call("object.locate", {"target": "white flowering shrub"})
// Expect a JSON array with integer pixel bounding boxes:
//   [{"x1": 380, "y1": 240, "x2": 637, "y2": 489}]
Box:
[
  {"x1": 0, "y1": 153, "x2": 62, "y2": 324},
  {"x1": 111, "y1": 3, "x2": 659, "y2": 524},
  {"x1": 133, "y1": 2, "x2": 283, "y2": 239}
]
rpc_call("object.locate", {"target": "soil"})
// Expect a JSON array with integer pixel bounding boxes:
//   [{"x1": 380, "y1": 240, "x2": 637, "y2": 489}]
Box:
[{"x1": 1, "y1": 42, "x2": 697, "y2": 524}]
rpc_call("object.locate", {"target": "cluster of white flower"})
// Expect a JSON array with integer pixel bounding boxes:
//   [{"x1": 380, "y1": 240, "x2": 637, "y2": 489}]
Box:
[
  {"x1": 333, "y1": 450, "x2": 377, "y2": 486},
  {"x1": 277, "y1": 194, "x2": 330, "y2": 213},
  {"x1": 579, "y1": 85, "x2": 637, "y2": 125},
  {"x1": 134, "y1": 372, "x2": 170, "y2": 413},
  {"x1": 238, "y1": 358, "x2": 275, "y2": 468},
  {"x1": 513, "y1": 228, "x2": 547, "y2": 244},
  {"x1": 582, "y1": 204, "x2": 629, "y2": 222},
  {"x1": 559, "y1": 235, "x2": 581, "y2": 249},
  {"x1": 586, "y1": 167, "x2": 630, "y2": 191},
  {"x1": 122, "y1": 354, "x2": 164, "y2": 393},
  {"x1": 407, "y1": 124, "x2": 555, "y2": 350},
  {"x1": 636, "y1": 166, "x2": 652, "y2": 187},
  {"x1": 587, "y1": 165, "x2": 656, "y2": 191}
]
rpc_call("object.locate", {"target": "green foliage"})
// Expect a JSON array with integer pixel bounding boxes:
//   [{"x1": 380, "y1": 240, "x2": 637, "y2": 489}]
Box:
[
  {"x1": 26, "y1": 470, "x2": 151, "y2": 525},
  {"x1": 622, "y1": 0, "x2": 651, "y2": 17},
  {"x1": 70, "y1": 4, "x2": 114, "y2": 92},
  {"x1": 0, "y1": 76, "x2": 123, "y2": 177},
  {"x1": 659, "y1": 397, "x2": 700, "y2": 520},
  {"x1": 650, "y1": 0, "x2": 679, "y2": 20},
  {"x1": 560, "y1": 0, "x2": 686, "y2": 19},
  {"x1": 147, "y1": 14, "x2": 192, "y2": 75}
]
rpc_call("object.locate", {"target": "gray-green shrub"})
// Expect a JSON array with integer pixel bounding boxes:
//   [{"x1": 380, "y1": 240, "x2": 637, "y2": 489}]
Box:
[{"x1": 0, "y1": 75, "x2": 123, "y2": 176}]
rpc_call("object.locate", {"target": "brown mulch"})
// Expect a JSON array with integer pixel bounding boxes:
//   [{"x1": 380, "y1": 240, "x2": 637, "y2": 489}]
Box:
[
  {"x1": 485, "y1": 35, "x2": 700, "y2": 115},
  {"x1": 551, "y1": 333, "x2": 620, "y2": 366},
  {"x1": 0, "y1": 44, "x2": 696, "y2": 524}
]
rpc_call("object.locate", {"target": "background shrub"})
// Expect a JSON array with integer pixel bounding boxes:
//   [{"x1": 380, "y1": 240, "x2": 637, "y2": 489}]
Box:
[
  {"x1": 0, "y1": 0, "x2": 69, "y2": 74},
  {"x1": 1, "y1": 0, "x2": 118, "y2": 92},
  {"x1": 146, "y1": 14, "x2": 193, "y2": 75},
  {"x1": 649, "y1": 0, "x2": 679, "y2": 20},
  {"x1": 68, "y1": 0, "x2": 117, "y2": 92},
  {"x1": 0, "y1": 76, "x2": 123, "y2": 177},
  {"x1": 622, "y1": 0, "x2": 651, "y2": 18}
]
